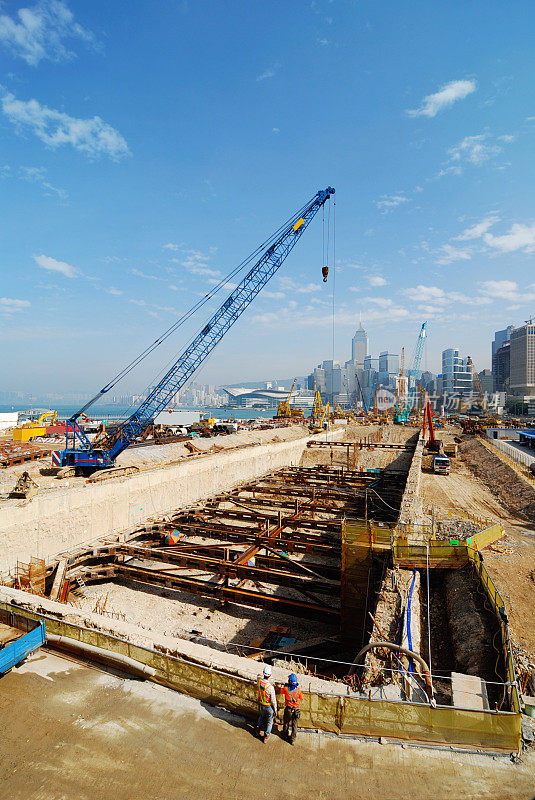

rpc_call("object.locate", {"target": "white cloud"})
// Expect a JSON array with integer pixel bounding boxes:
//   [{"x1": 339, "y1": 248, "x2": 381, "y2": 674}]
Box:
[
  {"x1": 402, "y1": 284, "x2": 491, "y2": 308},
  {"x1": 19, "y1": 165, "x2": 67, "y2": 199},
  {"x1": 454, "y1": 215, "x2": 499, "y2": 241},
  {"x1": 407, "y1": 79, "x2": 476, "y2": 118},
  {"x1": 0, "y1": 297, "x2": 30, "y2": 313},
  {"x1": 190, "y1": 266, "x2": 221, "y2": 277},
  {"x1": 375, "y1": 194, "x2": 410, "y2": 212},
  {"x1": 106, "y1": 286, "x2": 122, "y2": 296},
  {"x1": 131, "y1": 268, "x2": 158, "y2": 280},
  {"x1": 163, "y1": 242, "x2": 181, "y2": 251},
  {"x1": 367, "y1": 275, "x2": 387, "y2": 287},
  {"x1": 479, "y1": 280, "x2": 518, "y2": 300},
  {"x1": 34, "y1": 253, "x2": 78, "y2": 278},
  {"x1": 403, "y1": 285, "x2": 447, "y2": 304},
  {"x1": 448, "y1": 134, "x2": 502, "y2": 166},
  {"x1": 296, "y1": 282, "x2": 322, "y2": 294},
  {"x1": 1, "y1": 91, "x2": 130, "y2": 160},
  {"x1": 435, "y1": 244, "x2": 471, "y2": 265},
  {"x1": 263, "y1": 290, "x2": 285, "y2": 300},
  {"x1": 479, "y1": 280, "x2": 535, "y2": 305},
  {"x1": 278, "y1": 277, "x2": 322, "y2": 294},
  {"x1": 0, "y1": 0, "x2": 95, "y2": 66},
  {"x1": 484, "y1": 222, "x2": 535, "y2": 253},
  {"x1": 363, "y1": 297, "x2": 392, "y2": 308},
  {"x1": 256, "y1": 64, "x2": 279, "y2": 81},
  {"x1": 272, "y1": 127, "x2": 280, "y2": 134}
]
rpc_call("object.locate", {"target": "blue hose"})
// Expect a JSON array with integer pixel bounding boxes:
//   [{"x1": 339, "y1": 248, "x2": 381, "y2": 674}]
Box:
[{"x1": 406, "y1": 570, "x2": 417, "y2": 675}]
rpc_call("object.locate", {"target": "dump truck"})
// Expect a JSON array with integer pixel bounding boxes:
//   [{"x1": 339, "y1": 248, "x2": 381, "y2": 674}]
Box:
[
  {"x1": 432, "y1": 455, "x2": 451, "y2": 475},
  {"x1": 0, "y1": 608, "x2": 46, "y2": 674}
]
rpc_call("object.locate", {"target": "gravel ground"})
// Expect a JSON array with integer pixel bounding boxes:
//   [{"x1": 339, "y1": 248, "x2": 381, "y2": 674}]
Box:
[{"x1": 71, "y1": 580, "x2": 337, "y2": 648}]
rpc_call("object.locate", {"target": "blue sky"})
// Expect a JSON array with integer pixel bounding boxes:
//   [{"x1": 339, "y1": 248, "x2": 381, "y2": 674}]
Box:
[{"x1": 1, "y1": 0, "x2": 534, "y2": 396}]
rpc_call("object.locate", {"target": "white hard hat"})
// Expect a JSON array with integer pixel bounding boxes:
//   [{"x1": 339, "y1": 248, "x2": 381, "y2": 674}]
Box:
[{"x1": 263, "y1": 665, "x2": 272, "y2": 678}]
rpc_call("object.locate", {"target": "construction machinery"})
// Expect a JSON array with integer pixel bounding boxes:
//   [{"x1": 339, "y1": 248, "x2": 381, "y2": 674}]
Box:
[
  {"x1": 276, "y1": 379, "x2": 304, "y2": 420},
  {"x1": 422, "y1": 392, "x2": 441, "y2": 454},
  {"x1": 13, "y1": 409, "x2": 59, "y2": 442},
  {"x1": 310, "y1": 382, "x2": 325, "y2": 426},
  {"x1": 310, "y1": 401, "x2": 330, "y2": 433},
  {"x1": 342, "y1": 379, "x2": 365, "y2": 418},
  {"x1": 422, "y1": 392, "x2": 451, "y2": 474},
  {"x1": 393, "y1": 322, "x2": 427, "y2": 424},
  {"x1": 54, "y1": 187, "x2": 335, "y2": 475},
  {"x1": 460, "y1": 356, "x2": 502, "y2": 435}
]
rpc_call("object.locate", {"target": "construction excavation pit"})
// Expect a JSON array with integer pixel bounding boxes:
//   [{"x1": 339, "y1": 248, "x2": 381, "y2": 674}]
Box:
[
  {"x1": 0, "y1": 424, "x2": 523, "y2": 753},
  {"x1": 47, "y1": 463, "x2": 409, "y2": 664}
]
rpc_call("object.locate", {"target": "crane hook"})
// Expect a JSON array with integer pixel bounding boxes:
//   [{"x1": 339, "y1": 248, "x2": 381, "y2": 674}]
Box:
[{"x1": 322, "y1": 266, "x2": 329, "y2": 282}]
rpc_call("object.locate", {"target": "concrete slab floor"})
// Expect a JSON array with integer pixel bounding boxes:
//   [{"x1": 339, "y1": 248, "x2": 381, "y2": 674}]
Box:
[{"x1": 0, "y1": 651, "x2": 533, "y2": 800}]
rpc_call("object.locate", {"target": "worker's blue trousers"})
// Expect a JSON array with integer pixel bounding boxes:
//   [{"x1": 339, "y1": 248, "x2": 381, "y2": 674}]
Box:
[{"x1": 257, "y1": 705, "x2": 274, "y2": 736}]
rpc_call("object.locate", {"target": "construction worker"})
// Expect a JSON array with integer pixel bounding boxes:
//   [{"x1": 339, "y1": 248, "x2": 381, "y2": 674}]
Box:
[
  {"x1": 281, "y1": 673, "x2": 303, "y2": 744},
  {"x1": 255, "y1": 664, "x2": 277, "y2": 742}
]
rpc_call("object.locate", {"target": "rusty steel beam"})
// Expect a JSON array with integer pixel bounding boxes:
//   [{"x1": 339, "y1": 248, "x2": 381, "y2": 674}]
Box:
[
  {"x1": 175, "y1": 508, "x2": 343, "y2": 532},
  {"x1": 143, "y1": 544, "x2": 341, "y2": 579},
  {"x1": 118, "y1": 543, "x2": 339, "y2": 595},
  {"x1": 160, "y1": 522, "x2": 341, "y2": 556},
  {"x1": 306, "y1": 440, "x2": 415, "y2": 451},
  {"x1": 114, "y1": 563, "x2": 339, "y2": 622}
]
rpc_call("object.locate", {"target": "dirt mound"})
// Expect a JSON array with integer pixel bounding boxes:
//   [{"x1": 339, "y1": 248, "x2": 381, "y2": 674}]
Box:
[
  {"x1": 444, "y1": 569, "x2": 494, "y2": 677},
  {"x1": 459, "y1": 438, "x2": 535, "y2": 523}
]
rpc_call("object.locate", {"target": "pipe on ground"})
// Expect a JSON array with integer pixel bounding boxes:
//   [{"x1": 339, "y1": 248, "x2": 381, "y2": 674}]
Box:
[
  {"x1": 46, "y1": 633, "x2": 157, "y2": 678},
  {"x1": 348, "y1": 641, "x2": 434, "y2": 700}
]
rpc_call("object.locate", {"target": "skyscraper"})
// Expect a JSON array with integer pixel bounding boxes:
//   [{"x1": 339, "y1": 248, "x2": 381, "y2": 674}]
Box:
[
  {"x1": 351, "y1": 323, "x2": 368, "y2": 367},
  {"x1": 442, "y1": 348, "x2": 472, "y2": 396},
  {"x1": 492, "y1": 325, "x2": 514, "y2": 360},
  {"x1": 492, "y1": 325, "x2": 513, "y2": 392},
  {"x1": 510, "y1": 321, "x2": 535, "y2": 396}
]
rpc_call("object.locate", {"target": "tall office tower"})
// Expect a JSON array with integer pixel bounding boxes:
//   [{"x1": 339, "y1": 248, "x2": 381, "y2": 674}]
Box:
[
  {"x1": 441, "y1": 348, "x2": 472, "y2": 396},
  {"x1": 351, "y1": 323, "x2": 368, "y2": 367},
  {"x1": 510, "y1": 321, "x2": 535, "y2": 396},
  {"x1": 492, "y1": 325, "x2": 513, "y2": 391}
]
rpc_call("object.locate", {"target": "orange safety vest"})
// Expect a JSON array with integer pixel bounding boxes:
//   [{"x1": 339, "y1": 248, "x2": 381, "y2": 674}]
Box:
[
  {"x1": 281, "y1": 686, "x2": 303, "y2": 708},
  {"x1": 257, "y1": 678, "x2": 272, "y2": 706}
]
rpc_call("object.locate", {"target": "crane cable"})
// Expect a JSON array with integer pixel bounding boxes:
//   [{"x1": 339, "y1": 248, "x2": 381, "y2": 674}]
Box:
[
  {"x1": 74, "y1": 193, "x2": 318, "y2": 418},
  {"x1": 332, "y1": 198, "x2": 336, "y2": 367}
]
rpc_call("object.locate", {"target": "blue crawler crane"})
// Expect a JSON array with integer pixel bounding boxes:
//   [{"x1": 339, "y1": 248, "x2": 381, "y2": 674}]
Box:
[{"x1": 56, "y1": 188, "x2": 335, "y2": 476}]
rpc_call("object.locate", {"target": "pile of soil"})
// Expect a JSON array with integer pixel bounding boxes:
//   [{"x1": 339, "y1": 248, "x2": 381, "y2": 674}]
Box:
[
  {"x1": 444, "y1": 569, "x2": 495, "y2": 677},
  {"x1": 459, "y1": 438, "x2": 535, "y2": 523}
]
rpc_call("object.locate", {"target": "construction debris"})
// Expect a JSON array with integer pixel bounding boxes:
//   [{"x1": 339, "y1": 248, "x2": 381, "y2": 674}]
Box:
[{"x1": 9, "y1": 471, "x2": 39, "y2": 499}]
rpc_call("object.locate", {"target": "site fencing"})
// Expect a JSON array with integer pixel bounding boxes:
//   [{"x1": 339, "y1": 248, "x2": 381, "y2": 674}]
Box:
[
  {"x1": 486, "y1": 437, "x2": 535, "y2": 468},
  {"x1": 1, "y1": 599, "x2": 521, "y2": 752},
  {"x1": 467, "y1": 548, "x2": 520, "y2": 714},
  {"x1": 480, "y1": 436, "x2": 535, "y2": 486},
  {"x1": 344, "y1": 521, "x2": 517, "y2": 714}
]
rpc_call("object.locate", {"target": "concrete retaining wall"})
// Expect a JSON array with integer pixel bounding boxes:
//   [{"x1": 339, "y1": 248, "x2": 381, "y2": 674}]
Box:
[
  {"x1": 0, "y1": 429, "x2": 341, "y2": 573},
  {"x1": 398, "y1": 432, "x2": 424, "y2": 526},
  {"x1": 0, "y1": 587, "x2": 520, "y2": 752}
]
